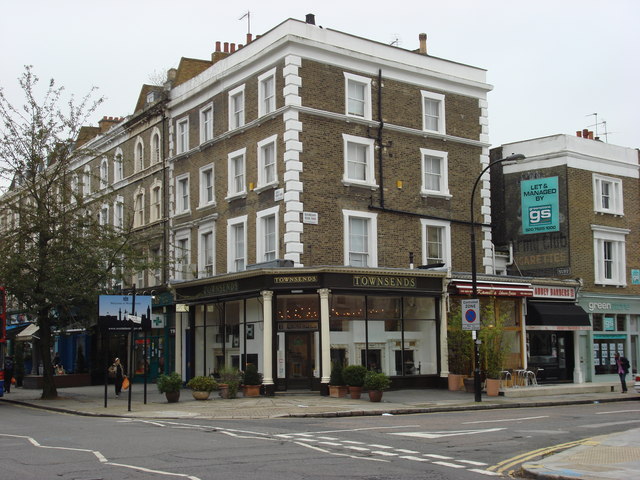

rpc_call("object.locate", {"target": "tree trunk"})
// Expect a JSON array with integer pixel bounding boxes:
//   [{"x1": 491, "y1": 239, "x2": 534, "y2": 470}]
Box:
[{"x1": 37, "y1": 309, "x2": 58, "y2": 400}]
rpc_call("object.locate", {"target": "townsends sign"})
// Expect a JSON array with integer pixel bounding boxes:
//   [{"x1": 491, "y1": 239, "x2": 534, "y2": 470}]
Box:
[
  {"x1": 521, "y1": 177, "x2": 560, "y2": 234},
  {"x1": 353, "y1": 275, "x2": 417, "y2": 288}
]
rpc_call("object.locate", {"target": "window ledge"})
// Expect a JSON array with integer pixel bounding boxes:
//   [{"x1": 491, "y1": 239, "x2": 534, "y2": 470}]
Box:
[
  {"x1": 254, "y1": 182, "x2": 279, "y2": 194},
  {"x1": 225, "y1": 192, "x2": 248, "y2": 202},
  {"x1": 420, "y1": 191, "x2": 452, "y2": 200},
  {"x1": 341, "y1": 179, "x2": 379, "y2": 190},
  {"x1": 197, "y1": 202, "x2": 217, "y2": 211}
]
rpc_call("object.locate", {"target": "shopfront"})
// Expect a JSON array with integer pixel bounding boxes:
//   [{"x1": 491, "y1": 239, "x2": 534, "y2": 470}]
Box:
[
  {"x1": 526, "y1": 284, "x2": 590, "y2": 383},
  {"x1": 173, "y1": 267, "x2": 446, "y2": 394},
  {"x1": 578, "y1": 294, "x2": 640, "y2": 383}
]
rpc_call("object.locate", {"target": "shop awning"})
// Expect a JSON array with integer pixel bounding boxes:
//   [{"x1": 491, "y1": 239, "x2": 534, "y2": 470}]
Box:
[
  {"x1": 526, "y1": 302, "x2": 591, "y2": 331},
  {"x1": 15, "y1": 323, "x2": 39, "y2": 341}
]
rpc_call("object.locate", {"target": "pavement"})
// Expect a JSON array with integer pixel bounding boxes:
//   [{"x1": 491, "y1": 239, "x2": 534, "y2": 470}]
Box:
[{"x1": 1, "y1": 382, "x2": 639, "y2": 479}]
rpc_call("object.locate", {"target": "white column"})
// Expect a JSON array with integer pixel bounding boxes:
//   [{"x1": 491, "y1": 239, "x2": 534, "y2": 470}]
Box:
[
  {"x1": 440, "y1": 294, "x2": 449, "y2": 377},
  {"x1": 318, "y1": 288, "x2": 331, "y2": 385},
  {"x1": 261, "y1": 290, "x2": 274, "y2": 386}
]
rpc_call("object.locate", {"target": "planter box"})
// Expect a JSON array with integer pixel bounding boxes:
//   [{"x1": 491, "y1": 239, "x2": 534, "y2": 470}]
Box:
[{"x1": 22, "y1": 373, "x2": 92, "y2": 389}]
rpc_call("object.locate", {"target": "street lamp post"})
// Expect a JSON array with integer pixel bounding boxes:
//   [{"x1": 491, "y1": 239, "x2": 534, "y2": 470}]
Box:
[{"x1": 469, "y1": 153, "x2": 525, "y2": 402}]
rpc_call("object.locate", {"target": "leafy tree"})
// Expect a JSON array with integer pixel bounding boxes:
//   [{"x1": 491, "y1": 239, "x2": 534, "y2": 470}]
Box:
[{"x1": 0, "y1": 66, "x2": 150, "y2": 399}]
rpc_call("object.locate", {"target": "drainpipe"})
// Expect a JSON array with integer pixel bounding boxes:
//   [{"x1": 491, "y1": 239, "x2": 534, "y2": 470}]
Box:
[{"x1": 376, "y1": 69, "x2": 385, "y2": 209}]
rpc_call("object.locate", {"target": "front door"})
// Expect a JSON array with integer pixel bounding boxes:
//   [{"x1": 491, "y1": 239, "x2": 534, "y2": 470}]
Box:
[{"x1": 286, "y1": 332, "x2": 314, "y2": 389}]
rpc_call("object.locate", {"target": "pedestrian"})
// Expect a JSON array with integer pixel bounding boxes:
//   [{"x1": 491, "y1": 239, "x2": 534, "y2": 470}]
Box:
[
  {"x1": 4, "y1": 355, "x2": 14, "y2": 393},
  {"x1": 111, "y1": 357, "x2": 126, "y2": 397},
  {"x1": 614, "y1": 352, "x2": 630, "y2": 393}
]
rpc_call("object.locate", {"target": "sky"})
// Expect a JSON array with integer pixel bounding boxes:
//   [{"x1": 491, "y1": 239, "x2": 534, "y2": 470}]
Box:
[{"x1": 2, "y1": 0, "x2": 639, "y2": 149}]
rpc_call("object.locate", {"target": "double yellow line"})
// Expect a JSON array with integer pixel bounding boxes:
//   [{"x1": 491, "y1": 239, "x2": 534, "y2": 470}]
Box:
[{"x1": 487, "y1": 437, "x2": 597, "y2": 476}]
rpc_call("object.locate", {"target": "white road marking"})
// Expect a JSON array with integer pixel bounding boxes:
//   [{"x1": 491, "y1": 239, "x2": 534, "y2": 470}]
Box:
[
  {"x1": 372, "y1": 451, "x2": 398, "y2": 456},
  {"x1": 390, "y1": 427, "x2": 505, "y2": 439},
  {"x1": 395, "y1": 449, "x2": 419, "y2": 454},
  {"x1": 458, "y1": 459, "x2": 488, "y2": 466},
  {"x1": 318, "y1": 441, "x2": 342, "y2": 446},
  {"x1": 433, "y1": 461, "x2": 465, "y2": 468},
  {"x1": 469, "y1": 468, "x2": 502, "y2": 476},
  {"x1": 400, "y1": 455, "x2": 429, "y2": 462},
  {"x1": 317, "y1": 436, "x2": 339, "y2": 440},
  {"x1": 423, "y1": 454, "x2": 452, "y2": 460},
  {"x1": 345, "y1": 446, "x2": 369, "y2": 451},
  {"x1": 342, "y1": 440, "x2": 366, "y2": 445},
  {"x1": 0, "y1": 433, "x2": 200, "y2": 479},
  {"x1": 369, "y1": 444, "x2": 393, "y2": 449},
  {"x1": 595, "y1": 409, "x2": 640, "y2": 414},
  {"x1": 463, "y1": 415, "x2": 548, "y2": 424}
]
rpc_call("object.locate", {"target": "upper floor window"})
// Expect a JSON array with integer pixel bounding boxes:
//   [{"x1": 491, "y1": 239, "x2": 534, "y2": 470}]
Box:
[
  {"x1": 175, "y1": 174, "x2": 190, "y2": 214},
  {"x1": 227, "y1": 216, "x2": 247, "y2": 273},
  {"x1": 199, "y1": 164, "x2": 215, "y2": 207},
  {"x1": 343, "y1": 210, "x2": 378, "y2": 268},
  {"x1": 227, "y1": 148, "x2": 246, "y2": 199},
  {"x1": 82, "y1": 166, "x2": 91, "y2": 196},
  {"x1": 135, "y1": 138, "x2": 144, "y2": 172},
  {"x1": 228, "y1": 84, "x2": 245, "y2": 130},
  {"x1": 133, "y1": 190, "x2": 145, "y2": 228},
  {"x1": 113, "y1": 149, "x2": 123, "y2": 182},
  {"x1": 257, "y1": 206, "x2": 279, "y2": 263},
  {"x1": 344, "y1": 72, "x2": 372, "y2": 120},
  {"x1": 258, "y1": 68, "x2": 276, "y2": 117},
  {"x1": 593, "y1": 174, "x2": 623, "y2": 215},
  {"x1": 113, "y1": 197, "x2": 124, "y2": 230},
  {"x1": 150, "y1": 246, "x2": 162, "y2": 286},
  {"x1": 176, "y1": 117, "x2": 189, "y2": 154},
  {"x1": 421, "y1": 90, "x2": 445, "y2": 134},
  {"x1": 198, "y1": 222, "x2": 215, "y2": 278},
  {"x1": 99, "y1": 204, "x2": 109, "y2": 226},
  {"x1": 420, "y1": 218, "x2": 451, "y2": 268},
  {"x1": 150, "y1": 182, "x2": 162, "y2": 222},
  {"x1": 592, "y1": 225, "x2": 629, "y2": 286},
  {"x1": 151, "y1": 131, "x2": 161, "y2": 164},
  {"x1": 174, "y1": 230, "x2": 191, "y2": 281},
  {"x1": 257, "y1": 135, "x2": 277, "y2": 189},
  {"x1": 420, "y1": 148, "x2": 450, "y2": 197},
  {"x1": 342, "y1": 134, "x2": 376, "y2": 188},
  {"x1": 200, "y1": 104, "x2": 214, "y2": 144},
  {"x1": 70, "y1": 174, "x2": 79, "y2": 202},
  {"x1": 100, "y1": 158, "x2": 108, "y2": 189}
]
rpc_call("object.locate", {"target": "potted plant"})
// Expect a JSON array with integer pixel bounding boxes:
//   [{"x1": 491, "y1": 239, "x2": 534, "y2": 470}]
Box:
[
  {"x1": 157, "y1": 371, "x2": 182, "y2": 403},
  {"x1": 342, "y1": 364, "x2": 368, "y2": 399},
  {"x1": 329, "y1": 362, "x2": 348, "y2": 398},
  {"x1": 218, "y1": 365, "x2": 241, "y2": 399},
  {"x1": 447, "y1": 305, "x2": 474, "y2": 391},
  {"x1": 186, "y1": 375, "x2": 218, "y2": 400},
  {"x1": 364, "y1": 371, "x2": 391, "y2": 402},
  {"x1": 242, "y1": 363, "x2": 263, "y2": 397},
  {"x1": 479, "y1": 302, "x2": 508, "y2": 396}
]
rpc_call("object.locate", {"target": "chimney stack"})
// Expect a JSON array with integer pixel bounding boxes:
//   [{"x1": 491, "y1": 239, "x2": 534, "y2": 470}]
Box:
[
  {"x1": 306, "y1": 13, "x2": 316, "y2": 25},
  {"x1": 419, "y1": 33, "x2": 428, "y2": 54}
]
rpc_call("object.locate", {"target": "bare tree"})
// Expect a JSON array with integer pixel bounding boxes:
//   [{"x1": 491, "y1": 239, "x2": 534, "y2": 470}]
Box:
[{"x1": 0, "y1": 66, "x2": 149, "y2": 399}]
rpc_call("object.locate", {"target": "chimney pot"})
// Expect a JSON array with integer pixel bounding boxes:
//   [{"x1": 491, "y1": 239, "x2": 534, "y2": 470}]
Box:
[
  {"x1": 576, "y1": 130, "x2": 582, "y2": 137},
  {"x1": 419, "y1": 33, "x2": 428, "y2": 54},
  {"x1": 230, "y1": 43, "x2": 236, "y2": 53},
  {"x1": 224, "y1": 42, "x2": 229, "y2": 53},
  {"x1": 246, "y1": 33, "x2": 253, "y2": 44},
  {"x1": 215, "y1": 41, "x2": 221, "y2": 52},
  {"x1": 305, "y1": 13, "x2": 316, "y2": 25}
]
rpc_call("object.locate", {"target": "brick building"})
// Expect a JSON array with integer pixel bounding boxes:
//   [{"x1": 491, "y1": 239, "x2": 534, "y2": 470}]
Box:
[{"x1": 491, "y1": 133, "x2": 639, "y2": 384}]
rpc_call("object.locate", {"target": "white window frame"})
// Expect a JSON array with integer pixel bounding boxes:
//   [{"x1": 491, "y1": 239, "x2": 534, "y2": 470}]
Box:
[
  {"x1": 200, "y1": 103, "x2": 214, "y2": 144},
  {"x1": 100, "y1": 157, "x2": 108, "y2": 189},
  {"x1": 227, "y1": 215, "x2": 248, "y2": 273},
  {"x1": 199, "y1": 163, "x2": 215, "y2": 208},
  {"x1": 150, "y1": 246, "x2": 162, "y2": 286},
  {"x1": 135, "y1": 137, "x2": 144, "y2": 172},
  {"x1": 198, "y1": 221, "x2": 216, "y2": 278},
  {"x1": 113, "y1": 149, "x2": 123, "y2": 182},
  {"x1": 83, "y1": 166, "x2": 91, "y2": 196},
  {"x1": 227, "y1": 148, "x2": 246, "y2": 199},
  {"x1": 151, "y1": 130, "x2": 161, "y2": 164},
  {"x1": 420, "y1": 218, "x2": 451, "y2": 268},
  {"x1": 228, "y1": 84, "x2": 245, "y2": 130},
  {"x1": 593, "y1": 174, "x2": 624, "y2": 215},
  {"x1": 176, "y1": 117, "x2": 189, "y2": 154},
  {"x1": 113, "y1": 196, "x2": 124, "y2": 230},
  {"x1": 421, "y1": 90, "x2": 446, "y2": 134},
  {"x1": 342, "y1": 134, "x2": 377, "y2": 188},
  {"x1": 175, "y1": 173, "x2": 190, "y2": 215},
  {"x1": 150, "y1": 180, "x2": 162, "y2": 222},
  {"x1": 174, "y1": 229, "x2": 191, "y2": 281},
  {"x1": 256, "y1": 206, "x2": 279, "y2": 263},
  {"x1": 258, "y1": 68, "x2": 276, "y2": 117},
  {"x1": 342, "y1": 210, "x2": 378, "y2": 268},
  {"x1": 133, "y1": 189, "x2": 145, "y2": 228},
  {"x1": 257, "y1": 135, "x2": 278, "y2": 189},
  {"x1": 592, "y1": 225, "x2": 629, "y2": 286},
  {"x1": 420, "y1": 148, "x2": 451, "y2": 198},
  {"x1": 99, "y1": 203, "x2": 110, "y2": 226},
  {"x1": 344, "y1": 72, "x2": 372, "y2": 120}
]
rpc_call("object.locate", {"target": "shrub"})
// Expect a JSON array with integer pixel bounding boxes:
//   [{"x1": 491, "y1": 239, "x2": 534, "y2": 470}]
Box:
[
  {"x1": 218, "y1": 365, "x2": 242, "y2": 398},
  {"x1": 157, "y1": 372, "x2": 182, "y2": 393},
  {"x1": 364, "y1": 371, "x2": 391, "y2": 391},
  {"x1": 329, "y1": 362, "x2": 345, "y2": 385},
  {"x1": 243, "y1": 364, "x2": 262, "y2": 385},
  {"x1": 186, "y1": 375, "x2": 218, "y2": 392},
  {"x1": 342, "y1": 365, "x2": 368, "y2": 387}
]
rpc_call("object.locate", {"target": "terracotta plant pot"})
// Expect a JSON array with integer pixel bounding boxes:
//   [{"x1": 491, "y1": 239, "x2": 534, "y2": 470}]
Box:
[
  {"x1": 486, "y1": 378, "x2": 501, "y2": 397},
  {"x1": 165, "y1": 391, "x2": 180, "y2": 403},
  {"x1": 349, "y1": 386, "x2": 363, "y2": 399},
  {"x1": 329, "y1": 385, "x2": 349, "y2": 398},
  {"x1": 463, "y1": 377, "x2": 475, "y2": 393},
  {"x1": 448, "y1": 373, "x2": 464, "y2": 391},
  {"x1": 219, "y1": 384, "x2": 229, "y2": 399},
  {"x1": 368, "y1": 390, "x2": 383, "y2": 402},
  {"x1": 243, "y1": 384, "x2": 261, "y2": 397}
]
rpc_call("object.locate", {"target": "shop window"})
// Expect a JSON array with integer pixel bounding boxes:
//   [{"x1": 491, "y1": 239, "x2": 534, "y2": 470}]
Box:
[
  {"x1": 403, "y1": 297, "x2": 436, "y2": 319},
  {"x1": 330, "y1": 294, "x2": 365, "y2": 320},
  {"x1": 277, "y1": 294, "x2": 319, "y2": 321},
  {"x1": 594, "y1": 337, "x2": 626, "y2": 375},
  {"x1": 331, "y1": 348, "x2": 346, "y2": 367},
  {"x1": 395, "y1": 350, "x2": 419, "y2": 375},
  {"x1": 498, "y1": 298, "x2": 519, "y2": 327},
  {"x1": 362, "y1": 349, "x2": 382, "y2": 372},
  {"x1": 368, "y1": 297, "x2": 401, "y2": 320}
]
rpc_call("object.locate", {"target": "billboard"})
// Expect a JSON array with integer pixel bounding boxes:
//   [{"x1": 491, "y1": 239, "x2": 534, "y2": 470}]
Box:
[
  {"x1": 521, "y1": 176, "x2": 560, "y2": 234},
  {"x1": 98, "y1": 295, "x2": 152, "y2": 331}
]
